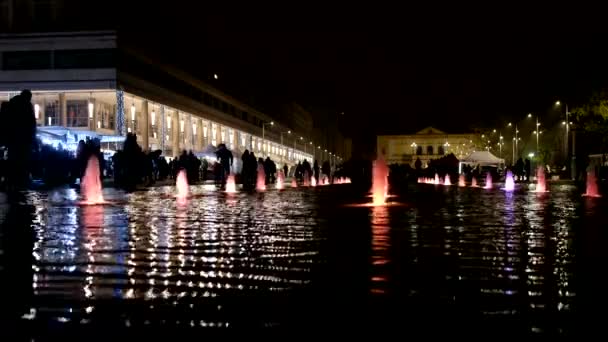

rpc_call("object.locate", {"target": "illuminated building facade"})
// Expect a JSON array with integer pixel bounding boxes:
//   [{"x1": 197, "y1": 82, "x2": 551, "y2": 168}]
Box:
[
  {"x1": 0, "y1": 31, "x2": 318, "y2": 169},
  {"x1": 377, "y1": 126, "x2": 477, "y2": 167}
]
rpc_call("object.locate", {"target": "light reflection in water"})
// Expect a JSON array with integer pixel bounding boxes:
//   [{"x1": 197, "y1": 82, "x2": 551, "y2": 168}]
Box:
[
  {"x1": 370, "y1": 205, "x2": 390, "y2": 295},
  {"x1": 1, "y1": 182, "x2": 597, "y2": 332}
]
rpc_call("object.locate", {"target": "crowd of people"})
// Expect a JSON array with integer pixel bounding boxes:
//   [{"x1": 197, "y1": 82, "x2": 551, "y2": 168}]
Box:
[
  {"x1": 240, "y1": 150, "x2": 287, "y2": 189},
  {"x1": 1, "y1": 90, "x2": 345, "y2": 192}
]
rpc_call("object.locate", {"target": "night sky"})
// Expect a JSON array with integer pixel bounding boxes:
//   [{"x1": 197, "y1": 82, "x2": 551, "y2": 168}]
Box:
[{"x1": 118, "y1": 5, "x2": 608, "y2": 156}]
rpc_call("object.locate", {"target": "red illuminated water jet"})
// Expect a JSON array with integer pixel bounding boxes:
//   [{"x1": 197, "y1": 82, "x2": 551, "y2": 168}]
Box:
[
  {"x1": 80, "y1": 156, "x2": 105, "y2": 205},
  {"x1": 371, "y1": 156, "x2": 389, "y2": 206},
  {"x1": 533, "y1": 166, "x2": 548, "y2": 193},
  {"x1": 276, "y1": 170, "x2": 284, "y2": 190},
  {"x1": 256, "y1": 164, "x2": 266, "y2": 191},
  {"x1": 444, "y1": 174, "x2": 451, "y2": 186},
  {"x1": 484, "y1": 173, "x2": 493, "y2": 189},
  {"x1": 225, "y1": 174, "x2": 236, "y2": 193},
  {"x1": 458, "y1": 174, "x2": 466, "y2": 187},
  {"x1": 176, "y1": 169, "x2": 189, "y2": 203},
  {"x1": 583, "y1": 169, "x2": 602, "y2": 197}
]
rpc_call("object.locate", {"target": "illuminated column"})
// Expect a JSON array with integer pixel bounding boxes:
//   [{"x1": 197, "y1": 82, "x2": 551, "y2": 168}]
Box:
[
  {"x1": 59, "y1": 92, "x2": 67, "y2": 127},
  {"x1": 160, "y1": 105, "x2": 166, "y2": 152},
  {"x1": 116, "y1": 90, "x2": 126, "y2": 136},
  {"x1": 38, "y1": 102, "x2": 46, "y2": 126},
  {"x1": 89, "y1": 98, "x2": 96, "y2": 131},
  {"x1": 186, "y1": 114, "x2": 192, "y2": 151},
  {"x1": 172, "y1": 111, "x2": 179, "y2": 157},
  {"x1": 192, "y1": 117, "x2": 199, "y2": 152},
  {"x1": 141, "y1": 100, "x2": 149, "y2": 151}
]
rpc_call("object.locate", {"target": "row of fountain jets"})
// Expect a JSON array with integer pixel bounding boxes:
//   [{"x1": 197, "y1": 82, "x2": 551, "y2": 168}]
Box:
[
  {"x1": 416, "y1": 166, "x2": 600, "y2": 197},
  {"x1": 176, "y1": 168, "x2": 350, "y2": 201},
  {"x1": 80, "y1": 155, "x2": 600, "y2": 206},
  {"x1": 81, "y1": 155, "x2": 352, "y2": 205}
]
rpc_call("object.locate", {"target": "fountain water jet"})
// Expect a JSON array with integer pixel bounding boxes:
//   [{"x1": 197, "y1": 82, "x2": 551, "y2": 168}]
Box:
[
  {"x1": 256, "y1": 164, "x2": 266, "y2": 191},
  {"x1": 471, "y1": 177, "x2": 478, "y2": 187},
  {"x1": 276, "y1": 170, "x2": 284, "y2": 190},
  {"x1": 534, "y1": 166, "x2": 547, "y2": 193},
  {"x1": 583, "y1": 169, "x2": 601, "y2": 197},
  {"x1": 291, "y1": 178, "x2": 297, "y2": 188},
  {"x1": 458, "y1": 174, "x2": 466, "y2": 187},
  {"x1": 303, "y1": 171, "x2": 310, "y2": 186},
  {"x1": 504, "y1": 170, "x2": 515, "y2": 191},
  {"x1": 80, "y1": 155, "x2": 104, "y2": 204},
  {"x1": 176, "y1": 169, "x2": 189, "y2": 202},
  {"x1": 371, "y1": 156, "x2": 389, "y2": 206},
  {"x1": 311, "y1": 176, "x2": 317, "y2": 187},
  {"x1": 434, "y1": 173, "x2": 440, "y2": 185},
  {"x1": 444, "y1": 175, "x2": 451, "y2": 186},
  {"x1": 484, "y1": 173, "x2": 493, "y2": 189},
  {"x1": 225, "y1": 174, "x2": 236, "y2": 193}
]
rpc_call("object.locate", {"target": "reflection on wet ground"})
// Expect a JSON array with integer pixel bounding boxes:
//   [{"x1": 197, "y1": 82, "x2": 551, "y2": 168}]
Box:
[{"x1": 0, "y1": 182, "x2": 607, "y2": 335}]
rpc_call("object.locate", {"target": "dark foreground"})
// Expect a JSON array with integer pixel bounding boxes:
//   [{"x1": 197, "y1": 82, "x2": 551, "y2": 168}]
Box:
[{"x1": 1, "y1": 182, "x2": 607, "y2": 337}]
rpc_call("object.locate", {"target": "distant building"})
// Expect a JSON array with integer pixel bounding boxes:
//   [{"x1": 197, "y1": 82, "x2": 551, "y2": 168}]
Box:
[{"x1": 377, "y1": 127, "x2": 477, "y2": 167}]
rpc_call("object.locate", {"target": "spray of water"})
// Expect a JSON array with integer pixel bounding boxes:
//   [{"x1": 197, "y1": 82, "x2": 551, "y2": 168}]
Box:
[
  {"x1": 225, "y1": 173, "x2": 236, "y2": 193},
  {"x1": 458, "y1": 174, "x2": 466, "y2": 187},
  {"x1": 81, "y1": 155, "x2": 104, "y2": 204}
]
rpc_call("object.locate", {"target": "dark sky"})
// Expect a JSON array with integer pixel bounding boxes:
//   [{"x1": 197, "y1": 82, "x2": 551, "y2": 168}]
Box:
[{"x1": 118, "y1": 4, "x2": 608, "y2": 154}]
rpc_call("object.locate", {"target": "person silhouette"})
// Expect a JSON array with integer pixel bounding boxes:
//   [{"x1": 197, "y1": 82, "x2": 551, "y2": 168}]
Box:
[
  {"x1": 2, "y1": 90, "x2": 37, "y2": 189},
  {"x1": 0, "y1": 192, "x2": 35, "y2": 323}
]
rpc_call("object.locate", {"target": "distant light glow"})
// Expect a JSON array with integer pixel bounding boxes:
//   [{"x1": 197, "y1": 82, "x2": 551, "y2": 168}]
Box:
[{"x1": 34, "y1": 103, "x2": 40, "y2": 119}]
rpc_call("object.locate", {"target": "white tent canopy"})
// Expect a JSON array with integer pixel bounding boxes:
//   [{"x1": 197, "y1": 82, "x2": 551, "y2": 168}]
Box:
[{"x1": 460, "y1": 151, "x2": 505, "y2": 169}]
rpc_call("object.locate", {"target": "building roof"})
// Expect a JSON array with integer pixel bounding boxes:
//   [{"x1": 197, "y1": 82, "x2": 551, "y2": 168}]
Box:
[{"x1": 415, "y1": 126, "x2": 446, "y2": 135}]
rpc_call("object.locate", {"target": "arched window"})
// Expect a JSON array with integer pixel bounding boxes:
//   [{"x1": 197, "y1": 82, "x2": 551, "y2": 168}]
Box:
[
  {"x1": 427, "y1": 145, "x2": 434, "y2": 155},
  {"x1": 438, "y1": 146, "x2": 445, "y2": 155},
  {"x1": 416, "y1": 146, "x2": 423, "y2": 155}
]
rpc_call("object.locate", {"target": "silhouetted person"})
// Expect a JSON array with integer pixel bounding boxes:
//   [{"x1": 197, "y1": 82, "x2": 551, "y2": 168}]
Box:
[
  {"x1": 283, "y1": 164, "x2": 289, "y2": 178},
  {"x1": 295, "y1": 162, "x2": 303, "y2": 181},
  {"x1": 241, "y1": 150, "x2": 252, "y2": 188},
  {"x1": 524, "y1": 159, "x2": 531, "y2": 182},
  {"x1": 1, "y1": 90, "x2": 37, "y2": 189},
  {"x1": 414, "y1": 158, "x2": 422, "y2": 172},
  {"x1": 313, "y1": 160, "x2": 320, "y2": 183},
  {"x1": 201, "y1": 158, "x2": 208, "y2": 182},
  {"x1": 302, "y1": 159, "x2": 312, "y2": 183},
  {"x1": 322, "y1": 161, "x2": 330, "y2": 179},
  {"x1": 248, "y1": 153, "x2": 258, "y2": 188},
  {"x1": 0, "y1": 192, "x2": 35, "y2": 323},
  {"x1": 264, "y1": 157, "x2": 276, "y2": 184},
  {"x1": 515, "y1": 158, "x2": 524, "y2": 181},
  {"x1": 121, "y1": 133, "x2": 143, "y2": 191},
  {"x1": 215, "y1": 144, "x2": 233, "y2": 184}
]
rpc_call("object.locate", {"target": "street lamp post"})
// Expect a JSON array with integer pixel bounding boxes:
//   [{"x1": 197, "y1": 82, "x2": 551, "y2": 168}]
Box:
[
  {"x1": 557, "y1": 101, "x2": 575, "y2": 180},
  {"x1": 499, "y1": 135, "x2": 503, "y2": 158}
]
